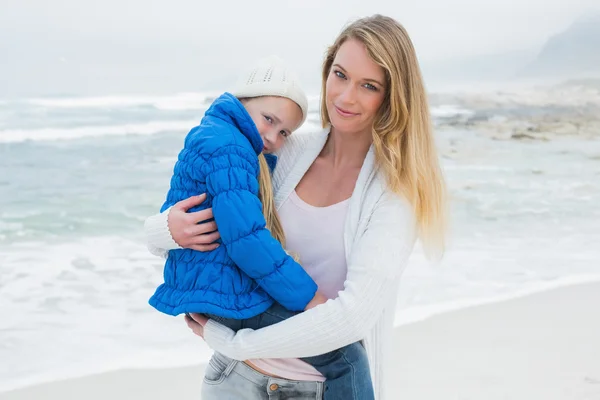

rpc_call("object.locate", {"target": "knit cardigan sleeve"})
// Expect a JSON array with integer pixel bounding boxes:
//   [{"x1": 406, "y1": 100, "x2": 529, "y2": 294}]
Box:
[
  {"x1": 202, "y1": 191, "x2": 417, "y2": 359},
  {"x1": 143, "y1": 207, "x2": 181, "y2": 258}
]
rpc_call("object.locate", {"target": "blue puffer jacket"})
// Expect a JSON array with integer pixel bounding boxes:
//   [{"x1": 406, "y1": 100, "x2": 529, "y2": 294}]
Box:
[{"x1": 149, "y1": 93, "x2": 318, "y2": 318}]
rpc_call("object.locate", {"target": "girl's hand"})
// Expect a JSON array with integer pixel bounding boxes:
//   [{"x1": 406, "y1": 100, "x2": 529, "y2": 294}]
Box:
[{"x1": 168, "y1": 194, "x2": 221, "y2": 251}]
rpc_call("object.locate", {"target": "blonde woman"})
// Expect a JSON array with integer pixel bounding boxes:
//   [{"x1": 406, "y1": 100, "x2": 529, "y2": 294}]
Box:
[{"x1": 146, "y1": 14, "x2": 447, "y2": 400}]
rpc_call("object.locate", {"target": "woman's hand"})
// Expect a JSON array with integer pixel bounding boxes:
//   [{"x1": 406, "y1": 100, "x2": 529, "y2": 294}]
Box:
[
  {"x1": 185, "y1": 313, "x2": 209, "y2": 338},
  {"x1": 168, "y1": 194, "x2": 221, "y2": 251}
]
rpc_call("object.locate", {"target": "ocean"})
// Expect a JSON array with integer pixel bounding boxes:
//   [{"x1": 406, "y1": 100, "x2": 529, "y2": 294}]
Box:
[{"x1": 1, "y1": 91, "x2": 599, "y2": 392}]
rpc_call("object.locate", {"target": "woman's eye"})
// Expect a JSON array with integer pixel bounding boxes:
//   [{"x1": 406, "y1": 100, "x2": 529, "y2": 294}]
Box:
[
  {"x1": 334, "y1": 70, "x2": 346, "y2": 79},
  {"x1": 364, "y1": 83, "x2": 378, "y2": 91}
]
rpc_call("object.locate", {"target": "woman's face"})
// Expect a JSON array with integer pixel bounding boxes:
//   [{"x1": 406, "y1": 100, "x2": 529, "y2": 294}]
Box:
[
  {"x1": 325, "y1": 38, "x2": 386, "y2": 136},
  {"x1": 243, "y1": 96, "x2": 303, "y2": 153}
]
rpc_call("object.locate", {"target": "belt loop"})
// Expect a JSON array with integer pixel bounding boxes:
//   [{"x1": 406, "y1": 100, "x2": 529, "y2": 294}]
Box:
[{"x1": 222, "y1": 359, "x2": 237, "y2": 378}]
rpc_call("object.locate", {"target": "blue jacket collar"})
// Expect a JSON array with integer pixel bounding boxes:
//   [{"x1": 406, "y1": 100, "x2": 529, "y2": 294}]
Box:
[
  {"x1": 204, "y1": 92, "x2": 264, "y2": 155},
  {"x1": 204, "y1": 92, "x2": 278, "y2": 172}
]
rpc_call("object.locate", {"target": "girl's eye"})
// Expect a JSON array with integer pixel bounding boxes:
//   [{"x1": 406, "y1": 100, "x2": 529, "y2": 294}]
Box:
[
  {"x1": 334, "y1": 70, "x2": 346, "y2": 79},
  {"x1": 279, "y1": 130, "x2": 290, "y2": 137},
  {"x1": 264, "y1": 115, "x2": 273, "y2": 124}
]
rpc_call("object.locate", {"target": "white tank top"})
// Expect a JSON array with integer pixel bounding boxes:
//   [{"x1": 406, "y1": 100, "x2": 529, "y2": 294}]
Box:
[{"x1": 247, "y1": 190, "x2": 350, "y2": 381}]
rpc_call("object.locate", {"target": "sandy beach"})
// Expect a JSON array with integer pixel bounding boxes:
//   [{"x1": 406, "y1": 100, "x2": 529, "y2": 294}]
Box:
[
  {"x1": 2, "y1": 282, "x2": 599, "y2": 400},
  {"x1": 390, "y1": 282, "x2": 600, "y2": 400}
]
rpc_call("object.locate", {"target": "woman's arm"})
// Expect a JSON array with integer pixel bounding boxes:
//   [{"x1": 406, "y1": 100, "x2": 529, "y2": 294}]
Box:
[
  {"x1": 202, "y1": 192, "x2": 417, "y2": 360},
  {"x1": 144, "y1": 195, "x2": 222, "y2": 256}
]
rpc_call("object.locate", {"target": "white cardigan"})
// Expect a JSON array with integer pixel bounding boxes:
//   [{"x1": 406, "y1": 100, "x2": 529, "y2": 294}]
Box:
[{"x1": 144, "y1": 128, "x2": 417, "y2": 399}]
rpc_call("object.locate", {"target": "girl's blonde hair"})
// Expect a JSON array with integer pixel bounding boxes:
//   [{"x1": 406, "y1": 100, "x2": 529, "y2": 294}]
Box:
[
  {"x1": 238, "y1": 97, "x2": 287, "y2": 246},
  {"x1": 257, "y1": 152, "x2": 286, "y2": 245},
  {"x1": 320, "y1": 15, "x2": 447, "y2": 258}
]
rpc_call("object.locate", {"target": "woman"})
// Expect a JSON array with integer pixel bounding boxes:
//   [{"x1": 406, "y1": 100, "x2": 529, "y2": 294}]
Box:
[{"x1": 145, "y1": 14, "x2": 446, "y2": 399}]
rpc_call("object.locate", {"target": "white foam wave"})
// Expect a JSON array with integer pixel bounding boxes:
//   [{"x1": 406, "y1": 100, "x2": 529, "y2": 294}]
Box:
[
  {"x1": 26, "y1": 92, "x2": 221, "y2": 111},
  {"x1": 0, "y1": 236, "x2": 214, "y2": 393},
  {"x1": 23, "y1": 93, "x2": 467, "y2": 120},
  {"x1": 0, "y1": 120, "x2": 198, "y2": 143},
  {"x1": 431, "y1": 104, "x2": 474, "y2": 118}
]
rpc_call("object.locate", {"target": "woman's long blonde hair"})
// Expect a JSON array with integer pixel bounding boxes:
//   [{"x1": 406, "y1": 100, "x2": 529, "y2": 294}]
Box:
[{"x1": 320, "y1": 15, "x2": 447, "y2": 259}]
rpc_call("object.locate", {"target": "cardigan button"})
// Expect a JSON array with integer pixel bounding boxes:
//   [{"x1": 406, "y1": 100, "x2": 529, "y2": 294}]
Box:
[{"x1": 269, "y1": 383, "x2": 279, "y2": 391}]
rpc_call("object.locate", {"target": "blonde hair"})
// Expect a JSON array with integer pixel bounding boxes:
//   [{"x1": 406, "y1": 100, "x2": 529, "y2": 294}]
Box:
[
  {"x1": 238, "y1": 97, "x2": 287, "y2": 246},
  {"x1": 320, "y1": 15, "x2": 447, "y2": 259},
  {"x1": 257, "y1": 153, "x2": 286, "y2": 245}
]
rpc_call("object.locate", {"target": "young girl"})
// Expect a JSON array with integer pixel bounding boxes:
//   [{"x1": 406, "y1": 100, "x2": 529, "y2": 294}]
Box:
[{"x1": 148, "y1": 55, "x2": 375, "y2": 400}]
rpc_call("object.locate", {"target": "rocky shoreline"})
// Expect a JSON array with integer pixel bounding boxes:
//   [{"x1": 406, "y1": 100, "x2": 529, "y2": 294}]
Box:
[{"x1": 431, "y1": 79, "x2": 600, "y2": 141}]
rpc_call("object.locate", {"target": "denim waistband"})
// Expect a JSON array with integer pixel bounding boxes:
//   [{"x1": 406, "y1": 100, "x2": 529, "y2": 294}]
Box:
[{"x1": 216, "y1": 353, "x2": 324, "y2": 398}]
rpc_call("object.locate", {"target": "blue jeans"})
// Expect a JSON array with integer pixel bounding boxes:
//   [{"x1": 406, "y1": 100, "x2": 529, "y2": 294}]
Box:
[
  {"x1": 202, "y1": 351, "x2": 324, "y2": 399},
  {"x1": 206, "y1": 303, "x2": 375, "y2": 400}
]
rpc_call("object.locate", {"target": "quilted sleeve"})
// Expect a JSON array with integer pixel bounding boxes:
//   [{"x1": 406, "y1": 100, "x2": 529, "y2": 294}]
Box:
[{"x1": 199, "y1": 145, "x2": 318, "y2": 311}]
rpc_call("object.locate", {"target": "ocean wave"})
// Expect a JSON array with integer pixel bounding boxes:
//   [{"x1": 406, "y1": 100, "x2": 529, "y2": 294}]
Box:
[
  {"x1": 1, "y1": 228, "x2": 599, "y2": 393},
  {"x1": 431, "y1": 104, "x2": 474, "y2": 118},
  {"x1": 25, "y1": 92, "x2": 221, "y2": 111},
  {"x1": 0, "y1": 120, "x2": 198, "y2": 143},
  {"x1": 18, "y1": 92, "x2": 467, "y2": 118}
]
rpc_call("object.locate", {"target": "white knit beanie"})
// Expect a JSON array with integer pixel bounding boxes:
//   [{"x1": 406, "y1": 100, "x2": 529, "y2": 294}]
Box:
[{"x1": 230, "y1": 55, "x2": 309, "y2": 126}]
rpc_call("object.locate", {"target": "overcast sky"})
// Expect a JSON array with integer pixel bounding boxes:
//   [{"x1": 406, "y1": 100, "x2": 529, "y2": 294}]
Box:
[{"x1": 1, "y1": 0, "x2": 598, "y2": 96}]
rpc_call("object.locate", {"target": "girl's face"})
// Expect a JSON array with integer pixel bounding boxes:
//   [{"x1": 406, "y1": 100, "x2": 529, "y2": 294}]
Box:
[
  {"x1": 243, "y1": 96, "x2": 303, "y2": 153},
  {"x1": 325, "y1": 38, "x2": 386, "y2": 137}
]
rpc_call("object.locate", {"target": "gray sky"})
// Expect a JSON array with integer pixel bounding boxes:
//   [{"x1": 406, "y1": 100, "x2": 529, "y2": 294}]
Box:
[{"x1": 1, "y1": 0, "x2": 598, "y2": 96}]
